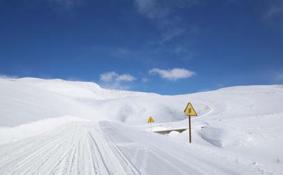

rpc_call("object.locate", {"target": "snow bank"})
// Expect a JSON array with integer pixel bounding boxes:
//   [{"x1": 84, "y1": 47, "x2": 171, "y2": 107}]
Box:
[{"x1": 98, "y1": 121, "x2": 259, "y2": 175}]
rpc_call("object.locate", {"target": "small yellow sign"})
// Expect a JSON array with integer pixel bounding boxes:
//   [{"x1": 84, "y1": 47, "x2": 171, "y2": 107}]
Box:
[
  {"x1": 184, "y1": 103, "x2": 197, "y2": 117},
  {"x1": 147, "y1": 116, "x2": 155, "y2": 123}
]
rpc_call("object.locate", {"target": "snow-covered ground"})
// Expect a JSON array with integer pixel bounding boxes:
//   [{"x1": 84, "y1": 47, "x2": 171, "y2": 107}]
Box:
[{"x1": 0, "y1": 77, "x2": 282, "y2": 174}]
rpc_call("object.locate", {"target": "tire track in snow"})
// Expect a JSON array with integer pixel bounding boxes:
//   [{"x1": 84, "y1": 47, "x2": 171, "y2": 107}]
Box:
[
  {"x1": 0, "y1": 122, "x2": 140, "y2": 175},
  {"x1": 0, "y1": 126, "x2": 72, "y2": 174}
]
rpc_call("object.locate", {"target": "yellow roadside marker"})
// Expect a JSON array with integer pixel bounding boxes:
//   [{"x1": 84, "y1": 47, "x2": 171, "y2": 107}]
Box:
[
  {"x1": 147, "y1": 116, "x2": 155, "y2": 124},
  {"x1": 184, "y1": 102, "x2": 198, "y2": 143}
]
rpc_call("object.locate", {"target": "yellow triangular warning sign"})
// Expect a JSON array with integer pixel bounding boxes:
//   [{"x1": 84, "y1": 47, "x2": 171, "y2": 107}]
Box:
[
  {"x1": 184, "y1": 102, "x2": 197, "y2": 117},
  {"x1": 147, "y1": 116, "x2": 155, "y2": 123}
]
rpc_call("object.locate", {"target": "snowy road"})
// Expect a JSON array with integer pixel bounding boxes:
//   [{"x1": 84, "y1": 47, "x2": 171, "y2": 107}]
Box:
[
  {"x1": 0, "y1": 122, "x2": 140, "y2": 175},
  {"x1": 0, "y1": 121, "x2": 261, "y2": 175}
]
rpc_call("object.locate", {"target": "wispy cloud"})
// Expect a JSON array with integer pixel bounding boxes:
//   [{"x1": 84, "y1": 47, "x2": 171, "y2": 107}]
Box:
[
  {"x1": 47, "y1": 0, "x2": 85, "y2": 10},
  {"x1": 134, "y1": 0, "x2": 198, "y2": 43},
  {"x1": 259, "y1": 0, "x2": 283, "y2": 33},
  {"x1": 264, "y1": 1, "x2": 283, "y2": 19},
  {"x1": 262, "y1": 0, "x2": 283, "y2": 29},
  {"x1": 134, "y1": 0, "x2": 169, "y2": 19},
  {"x1": 160, "y1": 26, "x2": 186, "y2": 43},
  {"x1": 149, "y1": 68, "x2": 195, "y2": 80}
]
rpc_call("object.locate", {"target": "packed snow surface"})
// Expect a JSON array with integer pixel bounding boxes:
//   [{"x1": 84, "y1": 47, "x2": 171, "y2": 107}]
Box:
[{"x1": 0, "y1": 77, "x2": 282, "y2": 175}]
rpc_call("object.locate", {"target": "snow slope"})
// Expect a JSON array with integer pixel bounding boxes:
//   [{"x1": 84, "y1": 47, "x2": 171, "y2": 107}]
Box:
[
  {"x1": 0, "y1": 77, "x2": 209, "y2": 126},
  {"x1": 0, "y1": 77, "x2": 283, "y2": 174}
]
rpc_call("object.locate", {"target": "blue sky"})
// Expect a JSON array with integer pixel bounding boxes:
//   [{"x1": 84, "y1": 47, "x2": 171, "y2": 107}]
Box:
[{"x1": 0, "y1": 0, "x2": 283, "y2": 94}]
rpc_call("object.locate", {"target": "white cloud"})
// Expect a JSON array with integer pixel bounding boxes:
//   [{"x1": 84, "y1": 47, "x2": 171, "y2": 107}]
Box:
[
  {"x1": 100, "y1": 71, "x2": 136, "y2": 82},
  {"x1": 149, "y1": 68, "x2": 195, "y2": 80},
  {"x1": 99, "y1": 71, "x2": 136, "y2": 90},
  {"x1": 116, "y1": 74, "x2": 136, "y2": 82},
  {"x1": 100, "y1": 72, "x2": 118, "y2": 82}
]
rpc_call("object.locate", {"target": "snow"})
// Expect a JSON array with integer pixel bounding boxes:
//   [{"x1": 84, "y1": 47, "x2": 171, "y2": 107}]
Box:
[{"x1": 0, "y1": 77, "x2": 283, "y2": 174}]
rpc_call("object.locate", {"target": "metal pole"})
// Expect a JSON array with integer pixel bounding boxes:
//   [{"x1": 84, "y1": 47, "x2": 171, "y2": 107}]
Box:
[{"x1": 188, "y1": 115, "x2": 192, "y2": 143}]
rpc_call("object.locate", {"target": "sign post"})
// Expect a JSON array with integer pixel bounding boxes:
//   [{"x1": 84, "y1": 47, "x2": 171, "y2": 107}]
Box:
[
  {"x1": 184, "y1": 103, "x2": 197, "y2": 143},
  {"x1": 188, "y1": 114, "x2": 192, "y2": 143}
]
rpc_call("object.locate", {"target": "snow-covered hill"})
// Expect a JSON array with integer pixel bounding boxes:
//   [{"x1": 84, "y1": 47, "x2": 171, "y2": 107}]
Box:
[
  {"x1": 0, "y1": 77, "x2": 208, "y2": 126},
  {"x1": 0, "y1": 77, "x2": 282, "y2": 174}
]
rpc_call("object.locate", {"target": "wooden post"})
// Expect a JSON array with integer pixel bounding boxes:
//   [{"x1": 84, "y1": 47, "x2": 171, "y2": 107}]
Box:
[{"x1": 188, "y1": 115, "x2": 192, "y2": 143}]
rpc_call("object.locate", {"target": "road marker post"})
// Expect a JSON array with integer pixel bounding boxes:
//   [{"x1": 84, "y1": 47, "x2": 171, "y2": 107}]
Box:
[
  {"x1": 147, "y1": 116, "x2": 155, "y2": 131},
  {"x1": 147, "y1": 116, "x2": 155, "y2": 124},
  {"x1": 184, "y1": 103, "x2": 198, "y2": 143}
]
